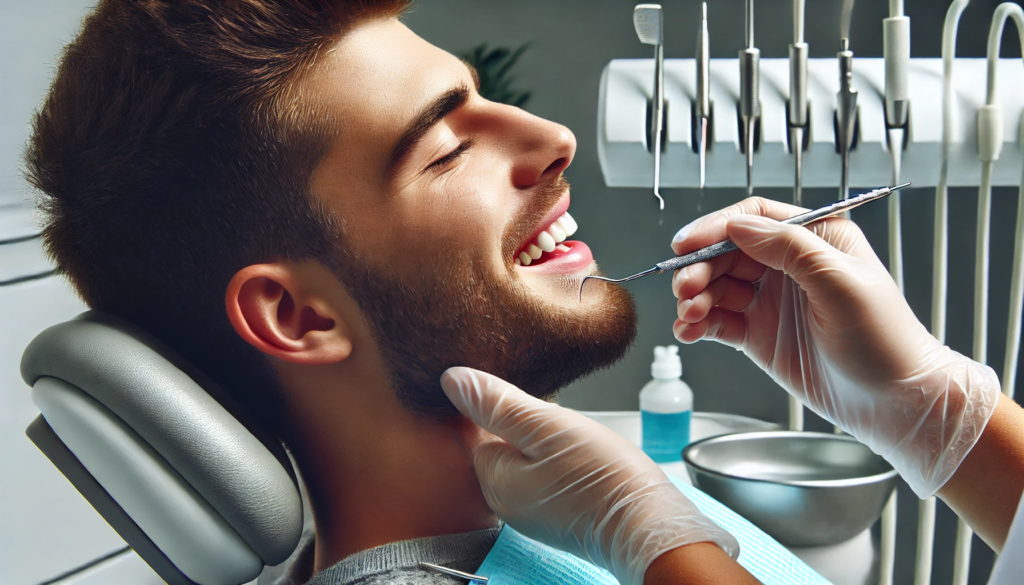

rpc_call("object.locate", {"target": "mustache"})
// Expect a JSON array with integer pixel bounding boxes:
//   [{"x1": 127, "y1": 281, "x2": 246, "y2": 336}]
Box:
[{"x1": 501, "y1": 175, "x2": 571, "y2": 263}]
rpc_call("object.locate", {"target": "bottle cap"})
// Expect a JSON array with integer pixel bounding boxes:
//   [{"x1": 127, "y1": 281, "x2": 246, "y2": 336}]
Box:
[{"x1": 651, "y1": 345, "x2": 682, "y2": 379}]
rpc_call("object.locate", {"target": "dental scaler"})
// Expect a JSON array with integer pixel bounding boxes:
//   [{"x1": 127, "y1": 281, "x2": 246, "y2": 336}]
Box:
[
  {"x1": 739, "y1": 0, "x2": 760, "y2": 196},
  {"x1": 633, "y1": 4, "x2": 666, "y2": 209},
  {"x1": 788, "y1": 0, "x2": 808, "y2": 206},
  {"x1": 579, "y1": 184, "x2": 910, "y2": 300},
  {"x1": 837, "y1": 38, "x2": 858, "y2": 201},
  {"x1": 696, "y1": 2, "x2": 711, "y2": 189}
]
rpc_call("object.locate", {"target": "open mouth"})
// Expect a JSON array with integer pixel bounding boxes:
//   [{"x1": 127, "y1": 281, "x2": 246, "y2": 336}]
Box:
[{"x1": 514, "y1": 211, "x2": 579, "y2": 267}]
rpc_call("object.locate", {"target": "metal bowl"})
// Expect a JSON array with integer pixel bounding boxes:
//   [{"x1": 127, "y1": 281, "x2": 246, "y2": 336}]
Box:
[{"x1": 683, "y1": 431, "x2": 898, "y2": 547}]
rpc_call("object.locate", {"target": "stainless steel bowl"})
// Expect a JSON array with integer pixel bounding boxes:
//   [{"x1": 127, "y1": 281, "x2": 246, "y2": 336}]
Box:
[{"x1": 683, "y1": 431, "x2": 897, "y2": 547}]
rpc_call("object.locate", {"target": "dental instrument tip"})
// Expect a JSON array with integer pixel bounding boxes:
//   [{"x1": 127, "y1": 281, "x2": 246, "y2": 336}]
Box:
[
  {"x1": 746, "y1": 147, "x2": 754, "y2": 195},
  {"x1": 420, "y1": 563, "x2": 488, "y2": 583},
  {"x1": 698, "y1": 118, "x2": 708, "y2": 190},
  {"x1": 580, "y1": 267, "x2": 660, "y2": 301}
]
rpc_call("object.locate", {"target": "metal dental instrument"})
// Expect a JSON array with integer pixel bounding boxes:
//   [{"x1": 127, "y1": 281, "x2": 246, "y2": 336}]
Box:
[
  {"x1": 739, "y1": 0, "x2": 760, "y2": 196},
  {"x1": 696, "y1": 2, "x2": 711, "y2": 189},
  {"x1": 883, "y1": 2, "x2": 910, "y2": 297},
  {"x1": 785, "y1": 0, "x2": 809, "y2": 432},
  {"x1": 836, "y1": 38, "x2": 858, "y2": 201},
  {"x1": 634, "y1": 4, "x2": 665, "y2": 209},
  {"x1": 419, "y1": 563, "x2": 488, "y2": 583},
  {"x1": 579, "y1": 184, "x2": 910, "y2": 300},
  {"x1": 788, "y1": 0, "x2": 808, "y2": 206}
]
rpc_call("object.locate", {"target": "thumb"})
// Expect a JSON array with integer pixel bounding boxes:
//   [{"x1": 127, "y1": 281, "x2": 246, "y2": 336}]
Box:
[
  {"x1": 726, "y1": 215, "x2": 841, "y2": 283},
  {"x1": 440, "y1": 367, "x2": 559, "y2": 452}
]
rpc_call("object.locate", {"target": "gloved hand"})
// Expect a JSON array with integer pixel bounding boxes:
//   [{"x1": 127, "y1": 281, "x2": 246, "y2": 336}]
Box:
[
  {"x1": 440, "y1": 367, "x2": 739, "y2": 585},
  {"x1": 670, "y1": 197, "x2": 1000, "y2": 498}
]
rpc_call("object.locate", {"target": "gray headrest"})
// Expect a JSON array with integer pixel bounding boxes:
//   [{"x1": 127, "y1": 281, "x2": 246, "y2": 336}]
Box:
[{"x1": 21, "y1": 311, "x2": 303, "y2": 565}]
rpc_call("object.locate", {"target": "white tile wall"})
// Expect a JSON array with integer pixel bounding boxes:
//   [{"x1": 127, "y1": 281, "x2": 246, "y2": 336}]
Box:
[{"x1": 0, "y1": 270, "x2": 134, "y2": 584}]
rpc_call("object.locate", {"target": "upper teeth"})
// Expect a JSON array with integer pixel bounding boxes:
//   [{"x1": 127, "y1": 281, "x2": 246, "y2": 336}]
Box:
[{"x1": 517, "y1": 211, "x2": 578, "y2": 266}]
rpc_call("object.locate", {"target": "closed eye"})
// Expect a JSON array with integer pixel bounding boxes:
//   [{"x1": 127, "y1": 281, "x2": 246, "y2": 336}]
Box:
[{"x1": 426, "y1": 139, "x2": 474, "y2": 172}]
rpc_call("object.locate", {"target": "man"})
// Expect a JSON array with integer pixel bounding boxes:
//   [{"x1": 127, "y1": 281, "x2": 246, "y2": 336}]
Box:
[{"x1": 26, "y1": 1, "x2": 739, "y2": 583}]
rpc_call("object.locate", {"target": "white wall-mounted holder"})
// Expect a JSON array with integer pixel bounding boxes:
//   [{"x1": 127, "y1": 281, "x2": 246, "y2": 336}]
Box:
[{"x1": 599, "y1": 58, "x2": 1024, "y2": 189}]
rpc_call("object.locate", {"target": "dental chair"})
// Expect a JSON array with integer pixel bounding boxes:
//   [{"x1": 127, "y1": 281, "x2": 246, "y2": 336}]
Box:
[{"x1": 21, "y1": 311, "x2": 303, "y2": 585}]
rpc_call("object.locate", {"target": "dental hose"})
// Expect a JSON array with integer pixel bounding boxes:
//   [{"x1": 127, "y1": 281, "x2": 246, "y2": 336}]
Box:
[
  {"x1": 916, "y1": 3, "x2": 970, "y2": 584},
  {"x1": 953, "y1": 7, "x2": 1024, "y2": 585}
]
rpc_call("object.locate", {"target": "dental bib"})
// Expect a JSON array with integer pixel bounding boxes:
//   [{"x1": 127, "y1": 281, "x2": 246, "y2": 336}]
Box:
[{"x1": 473, "y1": 476, "x2": 830, "y2": 585}]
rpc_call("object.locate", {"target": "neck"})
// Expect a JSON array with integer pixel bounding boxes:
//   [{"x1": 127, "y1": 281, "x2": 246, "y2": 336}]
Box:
[{"x1": 286, "y1": 374, "x2": 496, "y2": 574}]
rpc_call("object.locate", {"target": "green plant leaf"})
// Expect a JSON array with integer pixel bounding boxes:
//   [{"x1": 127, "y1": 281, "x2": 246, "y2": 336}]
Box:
[{"x1": 458, "y1": 42, "x2": 532, "y2": 110}]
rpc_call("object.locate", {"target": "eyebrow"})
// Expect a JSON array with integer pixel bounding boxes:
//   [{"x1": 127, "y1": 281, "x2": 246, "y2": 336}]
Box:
[
  {"x1": 386, "y1": 84, "x2": 469, "y2": 173},
  {"x1": 386, "y1": 62, "x2": 479, "y2": 174}
]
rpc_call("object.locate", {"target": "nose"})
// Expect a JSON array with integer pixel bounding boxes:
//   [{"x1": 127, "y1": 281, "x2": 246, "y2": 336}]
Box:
[{"x1": 494, "y1": 105, "x2": 576, "y2": 189}]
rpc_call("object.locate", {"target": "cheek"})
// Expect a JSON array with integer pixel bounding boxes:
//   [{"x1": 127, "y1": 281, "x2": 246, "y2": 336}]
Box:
[{"x1": 396, "y1": 176, "x2": 506, "y2": 261}]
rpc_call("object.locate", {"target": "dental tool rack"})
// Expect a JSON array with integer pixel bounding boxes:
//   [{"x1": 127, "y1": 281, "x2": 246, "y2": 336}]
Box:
[{"x1": 598, "y1": 58, "x2": 1024, "y2": 189}]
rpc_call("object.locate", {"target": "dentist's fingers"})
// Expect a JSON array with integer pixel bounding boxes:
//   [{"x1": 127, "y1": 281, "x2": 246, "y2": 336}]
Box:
[
  {"x1": 669, "y1": 197, "x2": 875, "y2": 302},
  {"x1": 677, "y1": 276, "x2": 755, "y2": 323},
  {"x1": 671, "y1": 197, "x2": 808, "y2": 257},
  {"x1": 440, "y1": 367, "x2": 571, "y2": 455},
  {"x1": 673, "y1": 309, "x2": 746, "y2": 348},
  {"x1": 671, "y1": 252, "x2": 767, "y2": 300}
]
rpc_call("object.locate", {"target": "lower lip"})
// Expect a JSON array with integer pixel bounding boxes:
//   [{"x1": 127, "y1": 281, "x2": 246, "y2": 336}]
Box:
[{"x1": 517, "y1": 241, "x2": 594, "y2": 274}]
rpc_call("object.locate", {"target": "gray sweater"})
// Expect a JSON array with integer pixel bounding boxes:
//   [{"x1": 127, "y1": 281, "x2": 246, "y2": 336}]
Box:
[{"x1": 302, "y1": 526, "x2": 501, "y2": 585}]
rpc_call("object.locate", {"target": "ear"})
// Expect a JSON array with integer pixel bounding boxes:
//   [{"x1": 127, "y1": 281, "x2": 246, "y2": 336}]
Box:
[{"x1": 225, "y1": 263, "x2": 352, "y2": 365}]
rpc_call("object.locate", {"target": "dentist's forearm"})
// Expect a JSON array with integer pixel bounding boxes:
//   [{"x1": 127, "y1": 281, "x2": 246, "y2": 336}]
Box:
[
  {"x1": 644, "y1": 543, "x2": 761, "y2": 585},
  {"x1": 938, "y1": 393, "x2": 1024, "y2": 551}
]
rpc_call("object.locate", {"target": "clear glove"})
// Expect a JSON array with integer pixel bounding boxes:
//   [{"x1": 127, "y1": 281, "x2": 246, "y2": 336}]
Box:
[
  {"x1": 440, "y1": 367, "x2": 739, "y2": 585},
  {"x1": 670, "y1": 197, "x2": 1001, "y2": 498}
]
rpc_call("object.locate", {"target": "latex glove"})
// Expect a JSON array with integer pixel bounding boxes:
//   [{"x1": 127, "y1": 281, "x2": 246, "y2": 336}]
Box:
[
  {"x1": 671, "y1": 197, "x2": 1000, "y2": 498},
  {"x1": 440, "y1": 367, "x2": 739, "y2": 585}
]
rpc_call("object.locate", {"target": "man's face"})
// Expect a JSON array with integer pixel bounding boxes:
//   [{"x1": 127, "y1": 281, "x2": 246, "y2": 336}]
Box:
[{"x1": 309, "y1": 19, "x2": 636, "y2": 416}]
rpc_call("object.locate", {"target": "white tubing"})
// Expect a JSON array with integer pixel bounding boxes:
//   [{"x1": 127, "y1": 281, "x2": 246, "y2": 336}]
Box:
[
  {"x1": 1005, "y1": 137, "x2": 1024, "y2": 398},
  {"x1": 919, "y1": 4, "x2": 969, "y2": 585},
  {"x1": 841, "y1": 0, "x2": 904, "y2": 40},
  {"x1": 932, "y1": 179, "x2": 949, "y2": 344},
  {"x1": 989, "y1": 3, "x2": 1024, "y2": 400},
  {"x1": 985, "y1": 4, "x2": 1024, "y2": 108},
  {"x1": 913, "y1": 498, "x2": 936, "y2": 585},
  {"x1": 879, "y1": 490, "x2": 897, "y2": 585},
  {"x1": 953, "y1": 10, "x2": 1023, "y2": 581},
  {"x1": 953, "y1": 522, "x2": 973, "y2": 585},
  {"x1": 880, "y1": 124, "x2": 903, "y2": 585},
  {"x1": 975, "y1": 163, "x2": 993, "y2": 367},
  {"x1": 790, "y1": 0, "x2": 807, "y2": 433},
  {"x1": 788, "y1": 397, "x2": 803, "y2": 431},
  {"x1": 889, "y1": 129, "x2": 904, "y2": 292},
  {"x1": 954, "y1": 159, "x2": 993, "y2": 585},
  {"x1": 794, "y1": 0, "x2": 805, "y2": 44}
]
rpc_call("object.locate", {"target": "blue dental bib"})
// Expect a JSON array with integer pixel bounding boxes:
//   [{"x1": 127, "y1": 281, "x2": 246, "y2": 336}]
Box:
[{"x1": 473, "y1": 476, "x2": 831, "y2": 585}]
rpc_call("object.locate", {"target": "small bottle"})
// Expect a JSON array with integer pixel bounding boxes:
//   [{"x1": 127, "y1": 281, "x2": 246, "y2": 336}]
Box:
[{"x1": 640, "y1": 345, "x2": 693, "y2": 463}]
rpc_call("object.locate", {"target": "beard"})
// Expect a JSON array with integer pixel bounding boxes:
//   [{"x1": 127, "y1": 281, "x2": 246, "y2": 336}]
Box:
[{"x1": 324, "y1": 178, "x2": 638, "y2": 418}]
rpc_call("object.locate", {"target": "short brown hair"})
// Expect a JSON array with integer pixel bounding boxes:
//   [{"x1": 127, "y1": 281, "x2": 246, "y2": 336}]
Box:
[{"x1": 25, "y1": 0, "x2": 410, "y2": 433}]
